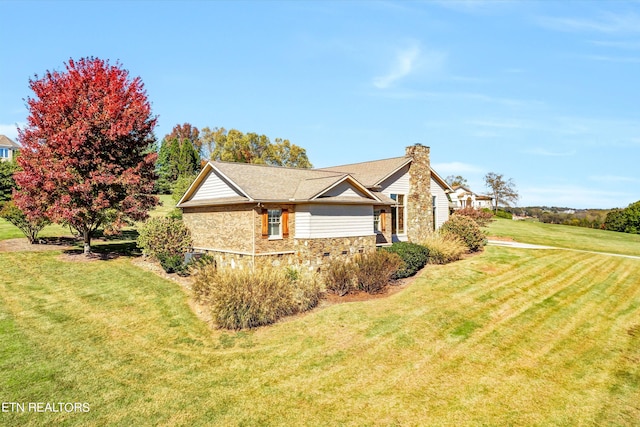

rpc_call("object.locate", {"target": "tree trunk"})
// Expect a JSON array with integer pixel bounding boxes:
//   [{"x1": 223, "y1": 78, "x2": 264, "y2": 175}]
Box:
[{"x1": 83, "y1": 229, "x2": 91, "y2": 255}]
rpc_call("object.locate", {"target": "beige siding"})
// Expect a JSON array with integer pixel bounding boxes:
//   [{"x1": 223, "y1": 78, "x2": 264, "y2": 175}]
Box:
[
  {"x1": 190, "y1": 170, "x2": 242, "y2": 201},
  {"x1": 295, "y1": 204, "x2": 374, "y2": 239},
  {"x1": 431, "y1": 177, "x2": 450, "y2": 229},
  {"x1": 378, "y1": 164, "x2": 410, "y2": 196},
  {"x1": 320, "y1": 181, "x2": 368, "y2": 198}
]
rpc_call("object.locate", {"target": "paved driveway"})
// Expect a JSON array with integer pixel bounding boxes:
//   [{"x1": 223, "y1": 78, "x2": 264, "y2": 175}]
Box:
[{"x1": 487, "y1": 239, "x2": 640, "y2": 260}]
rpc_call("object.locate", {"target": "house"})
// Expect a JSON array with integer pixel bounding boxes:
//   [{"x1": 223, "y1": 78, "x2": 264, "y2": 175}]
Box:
[
  {"x1": 450, "y1": 185, "x2": 493, "y2": 210},
  {"x1": 177, "y1": 144, "x2": 452, "y2": 270},
  {"x1": 0, "y1": 135, "x2": 20, "y2": 162}
]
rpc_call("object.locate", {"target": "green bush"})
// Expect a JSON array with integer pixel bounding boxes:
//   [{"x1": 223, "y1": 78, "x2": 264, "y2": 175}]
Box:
[
  {"x1": 354, "y1": 251, "x2": 404, "y2": 294},
  {"x1": 383, "y1": 242, "x2": 429, "y2": 278},
  {"x1": 137, "y1": 217, "x2": 192, "y2": 261},
  {"x1": 193, "y1": 264, "x2": 322, "y2": 330},
  {"x1": 495, "y1": 210, "x2": 513, "y2": 220},
  {"x1": 157, "y1": 253, "x2": 187, "y2": 275},
  {"x1": 441, "y1": 214, "x2": 487, "y2": 253},
  {"x1": 420, "y1": 233, "x2": 467, "y2": 264},
  {"x1": 323, "y1": 258, "x2": 357, "y2": 296},
  {"x1": 0, "y1": 201, "x2": 50, "y2": 244}
]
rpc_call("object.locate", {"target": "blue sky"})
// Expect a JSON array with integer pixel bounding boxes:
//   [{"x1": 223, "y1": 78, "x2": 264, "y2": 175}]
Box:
[{"x1": 2, "y1": 0, "x2": 640, "y2": 209}]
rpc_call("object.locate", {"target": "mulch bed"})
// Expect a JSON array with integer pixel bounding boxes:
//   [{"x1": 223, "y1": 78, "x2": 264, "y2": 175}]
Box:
[{"x1": 0, "y1": 237, "x2": 76, "y2": 253}]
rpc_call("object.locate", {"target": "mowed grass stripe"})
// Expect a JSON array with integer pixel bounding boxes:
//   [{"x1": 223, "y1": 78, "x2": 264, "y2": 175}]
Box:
[{"x1": 2, "y1": 246, "x2": 640, "y2": 425}]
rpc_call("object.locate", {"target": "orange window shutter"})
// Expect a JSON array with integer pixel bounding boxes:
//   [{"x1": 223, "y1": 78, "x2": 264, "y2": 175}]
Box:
[
  {"x1": 261, "y1": 209, "x2": 268, "y2": 238},
  {"x1": 282, "y1": 209, "x2": 289, "y2": 237},
  {"x1": 380, "y1": 209, "x2": 386, "y2": 232}
]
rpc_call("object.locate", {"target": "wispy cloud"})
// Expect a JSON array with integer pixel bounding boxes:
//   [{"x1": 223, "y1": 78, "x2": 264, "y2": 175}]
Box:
[
  {"x1": 524, "y1": 147, "x2": 576, "y2": 157},
  {"x1": 432, "y1": 161, "x2": 484, "y2": 175},
  {"x1": 433, "y1": 0, "x2": 515, "y2": 14},
  {"x1": 580, "y1": 54, "x2": 640, "y2": 63},
  {"x1": 589, "y1": 175, "x2": 639, "y2": 184},
  {"x1": 520, "y1": 185, "x2": 634, "y2": 209},
  {"x1": 371, "y1": 90, "x2": 536, "y2": 107},
  {"x1": 372, "y1": 42, "x2": 445, "y2": 89},
  {"x1": 468, "y1": 119, "x2": 531, "y2": 130},
  {"x1": 0, "y1": 123, "x2": 22, "y2": 140},
  {"x1": 538, "y1": 12, "x2": 640, "y2": 34},
  {"x1": 590, "y1": 39, "x2": 640, "y2": 50}
]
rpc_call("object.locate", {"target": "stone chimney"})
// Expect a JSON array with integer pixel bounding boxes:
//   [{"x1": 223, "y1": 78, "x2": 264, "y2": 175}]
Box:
[{"x1": 405, "y1": 144, "x2": 433, "y2": 242}]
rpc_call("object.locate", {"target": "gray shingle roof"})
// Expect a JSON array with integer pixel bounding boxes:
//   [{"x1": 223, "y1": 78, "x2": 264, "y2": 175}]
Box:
[
  {"x1": 179, "y1": 161, "x2": 388, "y2": 207},
  {"x1": 318, "y1": 156, "x2": 412, "y2": 187},
  {"x1": 0, "y1": 135, "x2": 20, "y2": 148}
]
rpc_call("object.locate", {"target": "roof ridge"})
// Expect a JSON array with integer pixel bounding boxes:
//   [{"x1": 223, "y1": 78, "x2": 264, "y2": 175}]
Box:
[{"x1": 318, "y1": 155, "x2": 408, "y2": 170}]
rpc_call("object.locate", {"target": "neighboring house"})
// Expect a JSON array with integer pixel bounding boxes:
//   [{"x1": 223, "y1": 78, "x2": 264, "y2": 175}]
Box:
[
  {"x1": 450, "y1": 185, "x2": 493, "y2": 210},
  {"x1": 0, "y1": 135, "x2": 20, "y2": 162},
  {"x1": 178, "y1": 144, "x2": 452, "y2": 270}
]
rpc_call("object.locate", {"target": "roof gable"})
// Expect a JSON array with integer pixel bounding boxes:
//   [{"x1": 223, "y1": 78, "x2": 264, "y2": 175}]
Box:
[
  {"x1": 0, "y1": 135, "x2": 20, "y2": 149},
  {"x1": 178, "y1": 161, "x2": 388, "y2": 207}
]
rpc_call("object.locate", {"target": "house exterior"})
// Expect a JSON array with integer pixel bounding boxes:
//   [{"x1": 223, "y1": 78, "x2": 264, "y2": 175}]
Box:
[
  {"x1": 450, "y1": 185, "x2": 493, "y2": 210},
  {"x1": 0, "y1": 135, "x2": 20, "y2": 162},
  {"x1": 178, "y1": 144, "x2": 452, "y2": 270}
]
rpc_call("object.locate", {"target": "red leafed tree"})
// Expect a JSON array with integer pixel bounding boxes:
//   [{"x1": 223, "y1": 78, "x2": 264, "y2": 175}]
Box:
[
  {"x1": 14, "y1": 57, "x2": 158, "y2": 255},
  {"x1": 164, "y1": 122, "x2": 201, "y2": 152}
]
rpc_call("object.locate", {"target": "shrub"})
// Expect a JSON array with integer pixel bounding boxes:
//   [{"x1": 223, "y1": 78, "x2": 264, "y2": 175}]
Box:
[
  {"x1": 172, "y1": 173, "x2": 197, "y2": 205},
  {"x1": 456, "y1": 207, "x2": 494, "y2": 227},
  {"x1": 193, "y1": 264, "x2": 322, "y2": 329},
  {"x1": 157, "y1": 253, "x2": 187, "y2": 275},
  {"x1": 137, "y1": 217, "x2": 192, "y2": 260},
  {"x1": 382, "y1": 242, "x2": 429, "y2": 278},
  {"x1": 323, "y1": 258, "x2": 357, "y2": 296},
  {"x1": 421, "y1": 233, "x2": 467, "y2": 264},
  {"x1": 353, "y1": 251, "x2": 404, "y2": 294},
  {"x1": 0, "y1": 201, "x2": 50, "y2": 244},
  {"x1": 495, "y1": 209, "x2": 513, "y2": 219},
  {"x1": 441, "y1": 215, "x2": 487, "y2": 252}
]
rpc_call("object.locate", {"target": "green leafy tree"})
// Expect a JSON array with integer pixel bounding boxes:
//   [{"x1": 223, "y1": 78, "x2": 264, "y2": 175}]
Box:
[
  {"x1": 201, "y1": 127, "x2": 312, "y2": 168},
  {"x1": 0, "y1": 159, "x2": 18, "y2": 201},
  {"x1": 604, "y1": 201, "x2": 640, "y2": 234},
  {"x1": 267, "y1": 138, "x2": 313, "y2": 168},
  {"x1": 165, "y1": 123, "x2": 201, "y2": 153},
  {"x1": 156, "y1": 136, "x2": 201, "y2": 194}
]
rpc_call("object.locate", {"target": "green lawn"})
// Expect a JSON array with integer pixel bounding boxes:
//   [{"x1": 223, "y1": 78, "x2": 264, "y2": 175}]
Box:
[
  {"x1": 2, "y1": 240, "x2": 640, "y2": 425},
  {"x1": 486, "y1": 217, "x2": 640, "y2": 257},
  {"x1": 0, "y1": 194, "x2": 175, "y2": 243}
]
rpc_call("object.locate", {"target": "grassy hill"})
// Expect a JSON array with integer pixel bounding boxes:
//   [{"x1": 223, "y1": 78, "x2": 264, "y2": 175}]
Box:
[
  {"x1": 1, "y1": 219, "x2": 639, "y2": 425},
  {"x1": 487, "y1": 217, "x2": 640, "y2": 257}
]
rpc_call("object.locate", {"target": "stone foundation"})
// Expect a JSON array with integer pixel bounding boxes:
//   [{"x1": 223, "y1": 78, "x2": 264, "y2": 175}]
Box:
[{"x1": 191, "y1": 235, "x2": 376, "y2": 272}]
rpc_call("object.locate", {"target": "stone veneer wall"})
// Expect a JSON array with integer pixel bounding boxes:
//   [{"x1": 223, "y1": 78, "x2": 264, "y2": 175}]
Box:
[
  {"x1": 182, "y1": 204, "x2": 254, "y2": 252},
  {"x1": 294, "y1": 235, "x2": 377, "y2": 271},
  {"x1": 183, "y1": 203, "x2": 376, "y2": 271},
  {"x1": 405, "y1": 144, "x2": 433, "y2": 243}
]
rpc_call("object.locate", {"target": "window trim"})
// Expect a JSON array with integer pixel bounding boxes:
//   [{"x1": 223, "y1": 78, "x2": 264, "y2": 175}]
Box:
[{"x1": 390, "y1": 193, "x2": 406, "y2": 235}]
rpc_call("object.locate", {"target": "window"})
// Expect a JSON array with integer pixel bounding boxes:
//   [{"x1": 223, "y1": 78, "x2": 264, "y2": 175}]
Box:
[
  {"x1": 268, "y1": 209, "x2": 281, "y2": 238},
  {"x1": 0, "y1": 148, "x2": 8, "y2": 158},
  {"x1": 261, "y1": 208, "x2": 289, "y2": 239},
  {"x1": 432, "y1": 195, "x2": 437, "y2": 230},
  {"x1": 390, "y1": 194, "x2": 405, "y2": 235},
  {"x1": 373, "y1": 209, "x2": 386, "y2": 233}
]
